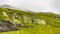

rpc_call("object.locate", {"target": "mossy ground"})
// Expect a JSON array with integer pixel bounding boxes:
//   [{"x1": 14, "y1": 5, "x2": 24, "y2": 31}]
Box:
[
  {"x1": 0, "y1": 25, "x2": 60, "y2": 34},
  {"x1": 0, "y1": 8, "x2": 60, "y2": 34}
]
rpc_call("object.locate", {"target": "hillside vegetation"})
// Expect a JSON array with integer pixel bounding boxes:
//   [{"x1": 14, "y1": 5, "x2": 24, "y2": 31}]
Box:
[{"x1": 0, "y1": 8, "x2": 60, "y2": 34}]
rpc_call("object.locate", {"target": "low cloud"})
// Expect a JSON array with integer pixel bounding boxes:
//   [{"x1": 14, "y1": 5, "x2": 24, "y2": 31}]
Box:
[{"x1": 0, "y1": 0, "x2": 60, "y2": 14}]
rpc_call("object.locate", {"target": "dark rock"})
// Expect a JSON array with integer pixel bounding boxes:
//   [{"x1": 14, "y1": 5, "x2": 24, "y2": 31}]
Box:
[
  {"x1": 16, "y1": 24, "x2": 27, "y2": 28},
  {"x1": 0, "y1": 20, "x2": 18, "y2": 32},
  {"x1": 16, "y1": 24, "x2": 30, "y2": 28}
]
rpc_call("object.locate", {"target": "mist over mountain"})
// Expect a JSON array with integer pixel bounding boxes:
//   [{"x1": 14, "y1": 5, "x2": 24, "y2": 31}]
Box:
[
  {"x1": 0, "y1": 0, "x2": 60, "y2": 34},
  {"x1": 0, "y1": 4, "x2": 59, "y2": 14},
  {"x1": 0, "y1": 4, "x2": 18, "y2": 9}
]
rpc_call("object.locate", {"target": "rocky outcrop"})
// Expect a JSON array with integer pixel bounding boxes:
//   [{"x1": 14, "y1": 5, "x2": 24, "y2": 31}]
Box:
[{"x1": 0, "y1": 20, "x2": 18, "y2": 32}]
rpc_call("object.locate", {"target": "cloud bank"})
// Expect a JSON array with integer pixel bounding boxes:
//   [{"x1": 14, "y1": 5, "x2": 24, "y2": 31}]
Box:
[{"x1": 0, "y1": 0, "x2": 60, "y2": 14}]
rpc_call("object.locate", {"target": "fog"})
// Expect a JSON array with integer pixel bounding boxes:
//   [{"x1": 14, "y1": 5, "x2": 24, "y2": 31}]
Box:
[{"x1": 0, "y1": 0, "x2": 60, "y2": 14}]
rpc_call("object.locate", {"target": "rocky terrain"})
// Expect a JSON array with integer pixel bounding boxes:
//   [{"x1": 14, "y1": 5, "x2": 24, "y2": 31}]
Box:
[{"x1": 0, "y1": 5, "x2": 60, "y2": 34}]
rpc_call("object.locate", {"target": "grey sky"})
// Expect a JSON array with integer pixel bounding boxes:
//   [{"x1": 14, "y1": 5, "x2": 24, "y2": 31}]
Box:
[{"x1": 0, "y1": 0, "x2": 60, "y2": 14}]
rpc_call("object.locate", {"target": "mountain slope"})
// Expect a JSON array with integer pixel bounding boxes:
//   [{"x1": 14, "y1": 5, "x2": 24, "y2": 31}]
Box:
[{"x1": 0, "y1": 5, "x2": 60, "y2": 34}]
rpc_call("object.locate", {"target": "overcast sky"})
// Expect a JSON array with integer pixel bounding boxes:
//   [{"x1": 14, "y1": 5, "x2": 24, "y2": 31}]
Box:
[{"x1": 0, "y1": 0, "x2": 60, "y2": 14}]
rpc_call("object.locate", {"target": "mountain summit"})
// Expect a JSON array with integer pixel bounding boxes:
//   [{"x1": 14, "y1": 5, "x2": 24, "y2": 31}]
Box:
[
  {"x1": 0, "y1": 4, "x2": 19, "y2": 10},
  {"x1": 0, "y1": 4, "x2": 31, "y2": 11}
]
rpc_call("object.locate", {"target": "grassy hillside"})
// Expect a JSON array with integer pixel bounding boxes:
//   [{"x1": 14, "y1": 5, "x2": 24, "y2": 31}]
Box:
[{"x1": 0, "y1": 8, "x2": 60, "y2": 34}]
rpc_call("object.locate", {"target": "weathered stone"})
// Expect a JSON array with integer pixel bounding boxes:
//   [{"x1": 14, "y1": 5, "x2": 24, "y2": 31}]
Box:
[{"x1": 0, "y1": 20, "x2": 18, "y2": 32}]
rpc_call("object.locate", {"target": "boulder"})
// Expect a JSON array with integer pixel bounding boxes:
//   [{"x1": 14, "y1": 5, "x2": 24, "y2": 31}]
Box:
[{"x1": 0, "y1": 20, "x2": 18, "y2": 32}]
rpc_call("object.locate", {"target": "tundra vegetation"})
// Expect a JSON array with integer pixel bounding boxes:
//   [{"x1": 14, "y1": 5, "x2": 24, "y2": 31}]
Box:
[{"x1": 0, "y1": 8, "x2": 60, "y2": 34}]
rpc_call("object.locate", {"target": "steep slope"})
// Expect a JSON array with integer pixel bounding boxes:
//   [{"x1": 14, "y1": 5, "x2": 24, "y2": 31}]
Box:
[
  {"x1": 0, "y1": 5, "x2": 60, "y2": 34},
  {"x1": 0, "y1": 7, "x2": 60, "y2": 29}
]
